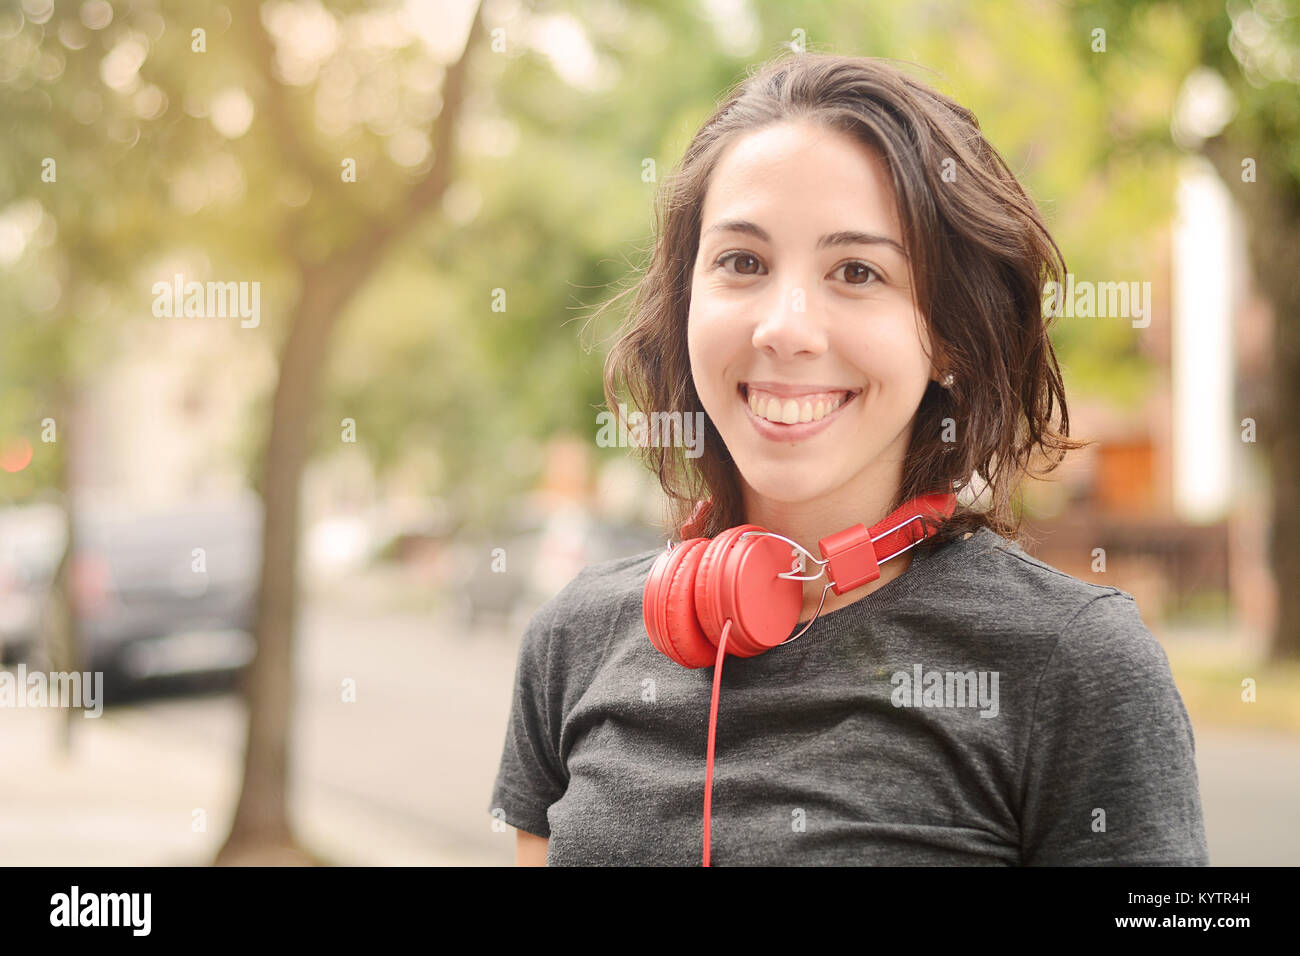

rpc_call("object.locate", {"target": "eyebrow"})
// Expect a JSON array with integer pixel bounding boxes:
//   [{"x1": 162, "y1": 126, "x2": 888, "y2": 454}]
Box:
[{"x1": 701, "y1": 219, "x2": 908, "y2": 259}]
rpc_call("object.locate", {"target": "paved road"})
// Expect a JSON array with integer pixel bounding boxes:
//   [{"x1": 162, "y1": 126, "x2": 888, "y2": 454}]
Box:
[
  {"x1": 96, "y1": 598, "x2": 524, "y2": 866},
  {"x1": 2, "y1": 589, "x2": 1296, "y2": 866},
  {"x1": 1193, "y1": 726, "x2": 1300, "y2": 866}
]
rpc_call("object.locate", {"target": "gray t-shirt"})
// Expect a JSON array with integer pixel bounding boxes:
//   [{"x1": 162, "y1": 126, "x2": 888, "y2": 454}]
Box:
[{"x1": 488, "y1": 525, "x2": 1210, "y2": 865}]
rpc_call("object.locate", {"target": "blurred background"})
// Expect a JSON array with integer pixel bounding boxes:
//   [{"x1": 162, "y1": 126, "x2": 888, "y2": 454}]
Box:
[{"x1": 1, "y1": 0, "x2": 1297, "y2": 866}]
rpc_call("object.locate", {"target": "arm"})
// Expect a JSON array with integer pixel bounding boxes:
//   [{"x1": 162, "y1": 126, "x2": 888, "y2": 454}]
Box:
[
  {"x1": 515, "y1": 828, "x2": 548, "y2": 866},
  {"x1": 1019, "y1": 593, "x2": 1210, "y2": 865},
  {"x1": 489, "y1": 594, "x2": 570, "y2": 862}
]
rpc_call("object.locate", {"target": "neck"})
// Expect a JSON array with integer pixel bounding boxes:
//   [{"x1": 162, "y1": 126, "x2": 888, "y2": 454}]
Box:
[{"x1": 740, "y1": 458, "x2": 917, "y2": 624}]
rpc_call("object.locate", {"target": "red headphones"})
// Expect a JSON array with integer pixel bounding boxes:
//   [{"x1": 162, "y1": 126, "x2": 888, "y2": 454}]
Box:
[{"x1": 640, "y1": 489, "x2": 958, "y2": 865}]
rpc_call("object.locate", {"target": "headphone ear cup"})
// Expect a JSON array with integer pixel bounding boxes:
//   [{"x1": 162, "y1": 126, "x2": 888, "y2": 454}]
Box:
[
  {"x1": 693, "y1": 525, "x2": 763, "y2": 647},
  {"x1": 642, "y1": 537, "x2": 716, "y2": 669},
  {"x1": 697, "y1": 524, "x2": 805, "y2": 658}
]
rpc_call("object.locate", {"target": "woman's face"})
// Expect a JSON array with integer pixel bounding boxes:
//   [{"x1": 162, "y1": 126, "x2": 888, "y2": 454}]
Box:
[{"x1": 687, "y1": 118, "x2": 940, "y2": 510}]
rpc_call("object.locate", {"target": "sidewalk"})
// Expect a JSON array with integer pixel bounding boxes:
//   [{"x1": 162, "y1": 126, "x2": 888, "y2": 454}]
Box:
[{"x1": 0, "y1": 705, "x2": 492, "y2": 866}]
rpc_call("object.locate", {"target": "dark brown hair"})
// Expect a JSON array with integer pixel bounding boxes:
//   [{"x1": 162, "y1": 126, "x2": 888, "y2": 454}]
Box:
[{"x1": 598, "y1": 52, "x2": 1090, "y2": 555}]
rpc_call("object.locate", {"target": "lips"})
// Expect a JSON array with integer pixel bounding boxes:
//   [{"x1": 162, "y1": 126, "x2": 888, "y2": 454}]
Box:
[{"x1": 741, "y1": 381, "x2": 861, "y2": 399}]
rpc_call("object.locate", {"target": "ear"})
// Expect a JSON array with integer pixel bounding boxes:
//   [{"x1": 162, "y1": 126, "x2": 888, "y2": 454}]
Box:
[
  {"x1": 927, "y1": 351, "x2": 945, "y2": 385},
  {"x1": 917, "y1": 313, "x2": 943, "y2": 384}
]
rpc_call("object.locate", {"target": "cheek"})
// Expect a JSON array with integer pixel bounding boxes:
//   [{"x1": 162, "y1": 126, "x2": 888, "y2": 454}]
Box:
[
  {"x1": 862, "y1": 314, "x2": 928, "y2": 374},
  {"x1": 686, "y1": 290, "x2": 728, "y2": 389},
  {"x1": 686, "y1": 318, "x2": 714, "y2": 413},
  {"x1": 686, "y1": 300, "x2": 703, "y2": 379},
  {"x1": 688, "y1": 283, "x2": 741, "y2": 342}
]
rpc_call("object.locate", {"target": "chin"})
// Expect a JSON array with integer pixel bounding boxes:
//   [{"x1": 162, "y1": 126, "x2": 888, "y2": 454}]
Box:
[{"x1": 735, "y1": 462, "x2": 837, "y2": 505}]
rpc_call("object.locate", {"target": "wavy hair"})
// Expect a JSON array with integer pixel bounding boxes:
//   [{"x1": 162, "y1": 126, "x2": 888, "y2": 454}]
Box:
[{"x1": 599, "y1": 52, "x2": 1090, "y2": 554}]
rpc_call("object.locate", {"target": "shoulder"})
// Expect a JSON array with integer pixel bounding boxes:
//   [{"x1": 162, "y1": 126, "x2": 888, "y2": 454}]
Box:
[
  {"x1": 1037, "y1": 590, "x2": 1179, "y2": 707},
  {"x1": 967, "y1": 539, "x2": 1185, "y2": 726},
  {"x1": 559, "y1": 547, "x2": 661, "y2": 612},
  {"x1": 947, "y1": 526, "x2": 1144, "y2": 640},
  {"x1": 540, "y1": 547, "x2": 661, "y2": 637},
  {"x1": 515, "y1": 546, "x2": 662, "y2": 683}
]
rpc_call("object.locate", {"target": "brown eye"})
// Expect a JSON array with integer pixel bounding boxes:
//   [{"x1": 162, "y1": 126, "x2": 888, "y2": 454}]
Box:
[
  {"x1": 839, "y1": 261, "x2": 881, "y2": 285},
  {"x1": 717, "y1": 252, "x2": 764, "y2": 275}
]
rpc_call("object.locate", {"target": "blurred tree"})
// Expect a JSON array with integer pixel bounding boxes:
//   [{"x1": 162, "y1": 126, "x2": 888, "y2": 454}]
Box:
[
  {"x1": 214, "y1": 1, "x2": 485, "y2": 864},
  {"x1": 0, "y1": 0, "x2": 188, "y2": 753},
  {"x1": 1072, "y1": 0, "x2": 1300, "y2": 660},
  {"x1": 0, "y1": 0, "x2": 486, "y2": 864}
]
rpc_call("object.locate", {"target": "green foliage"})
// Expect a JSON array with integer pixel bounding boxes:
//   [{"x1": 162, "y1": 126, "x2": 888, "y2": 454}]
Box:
[{"x1": 5, "y1": 0, "x2": 1284, "y2": 526}]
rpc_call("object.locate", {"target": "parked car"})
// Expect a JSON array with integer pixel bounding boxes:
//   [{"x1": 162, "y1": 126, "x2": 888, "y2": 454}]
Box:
[
  {"x1": 0, "y1": 494, "x2": 261, "y2": 698},
  {"x1": 0, "y1": 502, "x2": 66, "y2": 664},
  {"x1": 73, "y1": 494, "x2": 261, "y2": 695}
]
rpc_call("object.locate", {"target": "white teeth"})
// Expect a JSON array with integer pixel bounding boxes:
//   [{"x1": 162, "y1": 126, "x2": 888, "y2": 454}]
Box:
[{"x1": 745, "y1": 386, "x2": 852, "y2": 424}]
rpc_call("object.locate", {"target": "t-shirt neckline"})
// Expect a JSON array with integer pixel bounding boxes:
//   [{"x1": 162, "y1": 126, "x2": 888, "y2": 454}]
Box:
[{"x1": 760, "y1": 526, "x2": 996, "y2": 657}]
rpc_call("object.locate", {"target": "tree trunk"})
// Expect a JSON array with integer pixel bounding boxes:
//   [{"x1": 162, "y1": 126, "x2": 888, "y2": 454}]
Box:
[
  {"x1": 40, "y1": 340, "x2": 83, "y2": 754},
  {"x1": 1266, "y1": 285, "x2": 1300, "y2": 662},
  {"x1": 1202, "y1": 134, "x2": 1300, "y2": 662},
  {"x1": 215, "y1": 5, "x2": 485, "y2": 866},
  {"x1": 1260, "y1": 233, "x2": 1300, "y2": 663},
  {"x1": 46, "y1": 445, "x2": 79, "y2": 752},
  {"x1": 214, "y1": 279, "x2": 344, "y2": 866}
]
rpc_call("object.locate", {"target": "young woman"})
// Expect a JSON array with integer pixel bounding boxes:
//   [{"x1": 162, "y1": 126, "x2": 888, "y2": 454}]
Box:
[{"x1": 489, "y1": 52, "x2": 1209, "y2": 866}]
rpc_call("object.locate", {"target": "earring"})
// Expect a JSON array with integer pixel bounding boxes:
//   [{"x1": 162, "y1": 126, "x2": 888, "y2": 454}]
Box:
[{"x1": 940, "y1": 371, "x2": 954, "y2": 389}]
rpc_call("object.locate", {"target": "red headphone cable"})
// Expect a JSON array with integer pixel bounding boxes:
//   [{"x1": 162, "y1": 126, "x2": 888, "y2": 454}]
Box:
[{"x1": 702, "y1": 617, "x2": 731, "y2": 867}]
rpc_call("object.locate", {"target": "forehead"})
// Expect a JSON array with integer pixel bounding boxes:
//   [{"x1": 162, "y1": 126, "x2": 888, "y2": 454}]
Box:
[{"x1": 700, "y1": 119, "x2": 902, "y2": 236}]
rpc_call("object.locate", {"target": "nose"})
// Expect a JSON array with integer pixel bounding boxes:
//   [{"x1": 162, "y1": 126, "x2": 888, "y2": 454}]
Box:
[{"x1": 751, "y1": 281, "x2": 827, "y2": 361}]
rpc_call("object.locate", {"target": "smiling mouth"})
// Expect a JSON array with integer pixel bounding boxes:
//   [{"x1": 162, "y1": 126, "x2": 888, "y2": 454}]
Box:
[{"x1": 738, "y1": 383, "x2": 861, "y2": 425}]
